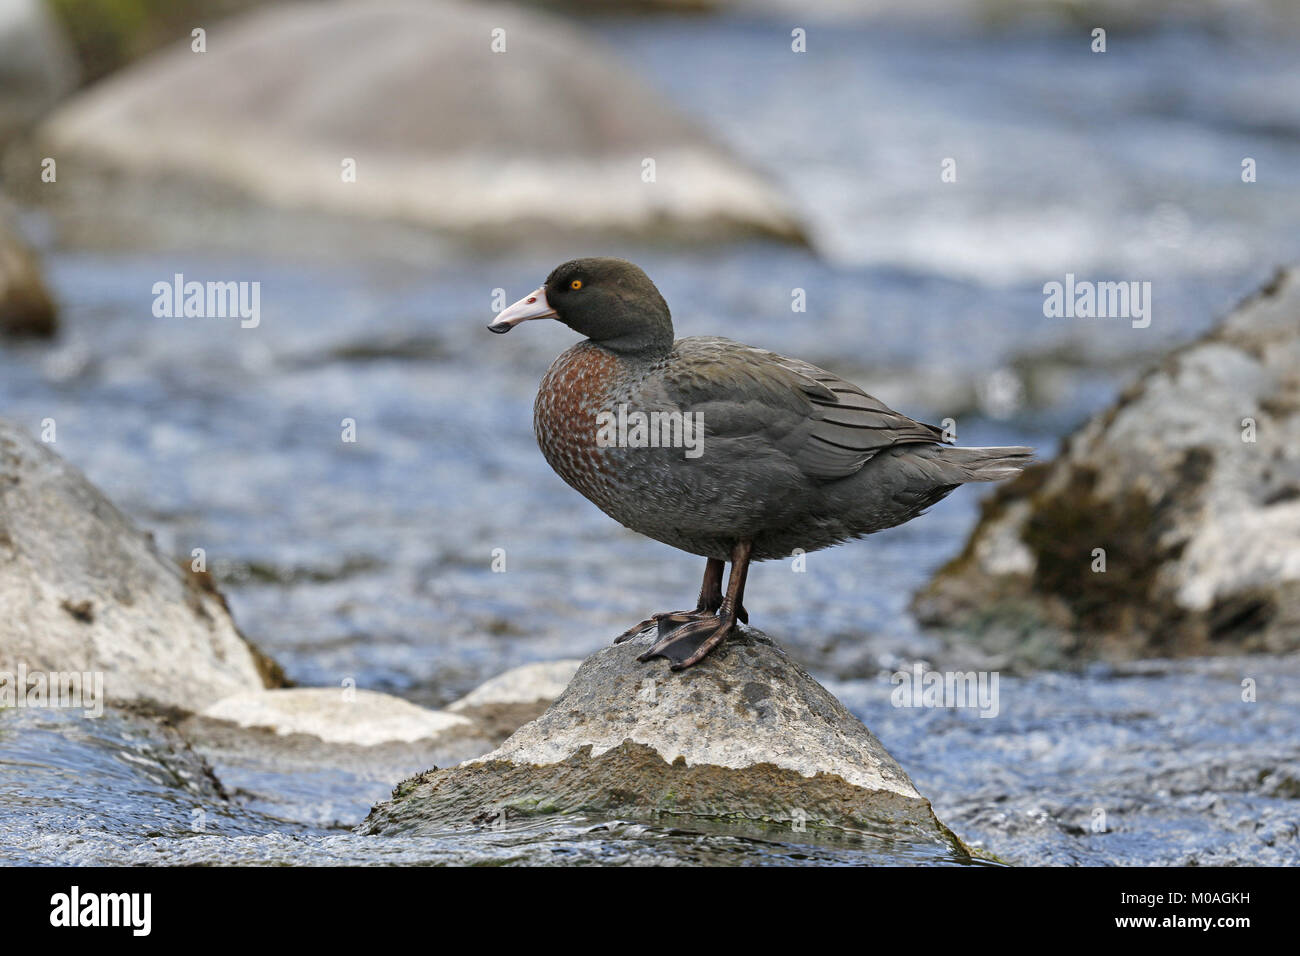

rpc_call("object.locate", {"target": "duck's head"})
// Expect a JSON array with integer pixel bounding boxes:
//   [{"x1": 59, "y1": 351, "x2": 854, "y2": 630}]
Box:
[{"x1": 488, "y1": 257, "x2": 673, "y2": 354}]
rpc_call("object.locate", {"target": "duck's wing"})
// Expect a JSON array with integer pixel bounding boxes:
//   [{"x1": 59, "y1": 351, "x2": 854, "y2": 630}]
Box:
[{"x1": 660, "y1": 337, "x2": 944, "y2": 480}]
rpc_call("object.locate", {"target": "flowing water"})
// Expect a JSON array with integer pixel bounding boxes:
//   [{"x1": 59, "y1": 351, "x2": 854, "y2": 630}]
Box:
[{"x1": 2, "y1": 14, "x2": 1298, "y2": 865}]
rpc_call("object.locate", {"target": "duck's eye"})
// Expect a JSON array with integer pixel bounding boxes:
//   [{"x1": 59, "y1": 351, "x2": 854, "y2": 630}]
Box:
[{"x1": 569, "y1": 279, "x2": 583, "y2": 290}]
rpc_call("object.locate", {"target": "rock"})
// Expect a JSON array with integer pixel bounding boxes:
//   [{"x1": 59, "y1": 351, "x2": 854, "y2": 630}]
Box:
[
  {"x1": 0, "y1": 208, "x2": 57, "y2": 338},
  {"x1": 361, "y1": 627, "x2": 971, "y2": 859},
  {"x1": 183, "y1": 687, "x2": 494, "y2": 826},
  {"x1": 0, "y1": 0, "x2": 78, "y2": 143},
  {"x1": 200, "y1": 687, "x2": 482, "y2": 748},
  {"x1": 0, "y1": 417, "x2": 278, "y2": 711},
  {"x1": 914, "y1": 267, "x2": 1300, "y2": 667},
  {"x1": 446, "y1": 659, "x2": 582, "y2": 742},
  {"x1": 36, "y1": 0, "x2": 806, "y2": 246}
]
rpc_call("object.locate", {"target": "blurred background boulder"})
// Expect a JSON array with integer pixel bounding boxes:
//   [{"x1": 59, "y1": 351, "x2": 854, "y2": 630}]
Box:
[
  {"x1": 31, "y1": 0, "x2": 806, "y2": 248},
  {"x1": 0, "y1": 205, "x2": 57, "y2": 338},
  {"x1": 0, "y1": 0, "x2": 79, "y2": 144},
  {"x1": 915, "y1": 267, "x2": 1300, "y2": 667}
]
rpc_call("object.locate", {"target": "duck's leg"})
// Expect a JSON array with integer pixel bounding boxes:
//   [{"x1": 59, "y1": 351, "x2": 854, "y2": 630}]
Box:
[
  {"x1": 613, "y1": 557, "x2": 724, "y2": 643},
  {"x1": 637, "y1": 540, "x2": 752, "y2": 670}
]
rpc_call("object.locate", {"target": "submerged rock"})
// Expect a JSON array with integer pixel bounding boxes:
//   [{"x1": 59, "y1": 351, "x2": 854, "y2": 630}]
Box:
[
  {"x1": 361, "y1": 626, "x2": 971, "y2": 858},
  {"x1": 0, "y1": 705, "x2": 235, "y2": 864},
  {"x1": 182, "y1": 688, "x2": 494, "y2": 827},
  {"x1": 0, "y1": 417, "x2": 277, "y2": 711},
  {"x1": 914, "y1": 267, "x2": 1300, "y2": 667},
  {"x1": 446, "y1": 659, "x2": 582, "y2": 742},
  {"x1": 36, "y1": 0, "x2": 805, "y2": 246},
  {"x1": 0, "y1": 209, "x2": 56, "y2": 338}
]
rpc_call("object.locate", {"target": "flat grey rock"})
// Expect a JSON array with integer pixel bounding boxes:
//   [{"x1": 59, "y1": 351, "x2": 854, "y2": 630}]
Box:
[
  {"x1": 201, "y1": 687, "x2": 482, "y2": 748},
  {"x1": 361, "y1": 626, "x2": 971, "y2": 859}
]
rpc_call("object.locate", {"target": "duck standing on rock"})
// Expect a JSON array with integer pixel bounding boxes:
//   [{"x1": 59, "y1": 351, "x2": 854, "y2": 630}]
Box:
[{"x1": 489, "y1": 258, "x2": 1032, "y2": 670}]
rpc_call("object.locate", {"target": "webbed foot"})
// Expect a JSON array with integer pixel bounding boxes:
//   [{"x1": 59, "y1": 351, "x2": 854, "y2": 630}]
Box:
[
  {"x1": 636, "y1": 613, "x2": 737, "y2": 670},
  {"x1": 613, "y1": 609, "x2": 717, "y2": 644}
]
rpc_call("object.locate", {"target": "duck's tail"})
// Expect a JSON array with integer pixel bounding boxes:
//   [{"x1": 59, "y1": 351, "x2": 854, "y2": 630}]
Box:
[{"x1": 939, "y1": 445, "x2": 1035, "y2": 483}]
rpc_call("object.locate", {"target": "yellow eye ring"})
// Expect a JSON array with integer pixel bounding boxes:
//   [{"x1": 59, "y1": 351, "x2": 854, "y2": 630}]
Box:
[{"x1": 570, "y1": 279, "x2": 583, "y2": 290}]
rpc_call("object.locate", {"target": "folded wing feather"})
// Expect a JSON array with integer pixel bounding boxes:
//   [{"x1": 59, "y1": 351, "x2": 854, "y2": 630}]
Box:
[{"x1": 663, "y1": 337, "x2": 945, "y2": 480}]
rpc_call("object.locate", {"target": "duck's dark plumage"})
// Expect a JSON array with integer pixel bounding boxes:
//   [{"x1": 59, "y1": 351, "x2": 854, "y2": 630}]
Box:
[{"x1": 491, "y1": 257, "x2": 1032, "y2": 668}]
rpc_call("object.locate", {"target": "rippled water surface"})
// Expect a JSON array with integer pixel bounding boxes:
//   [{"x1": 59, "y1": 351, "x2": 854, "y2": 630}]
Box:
[{"x1": 2, "y1": 15, "x2": 1298, "y2": 865}]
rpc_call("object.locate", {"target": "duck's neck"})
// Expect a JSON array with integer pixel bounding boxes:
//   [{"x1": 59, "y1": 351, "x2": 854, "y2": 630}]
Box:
[{"x1": 590, "y1": 328, "x2": 674, "y2": 362}]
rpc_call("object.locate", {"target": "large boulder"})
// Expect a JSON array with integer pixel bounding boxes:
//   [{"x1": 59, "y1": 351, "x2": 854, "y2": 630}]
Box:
[
  {"x1": 35, "y1": 0, "x2": 805, "y2": 245},
  {"x1": 914, "y1": 267, "x2": 1300, "y2": 667},
  {"x1": 0, "y1": 0, "x2": 78, "y2": 143},
  {"x1": 0, "y1": 417, "x2": 279, "y2": 711},
  {"x1": 361, "y1": 627, "x2": 971, "y2": 860},
  {"x1": 0, "y1": 207, "x2": 56, "y2": 338}
]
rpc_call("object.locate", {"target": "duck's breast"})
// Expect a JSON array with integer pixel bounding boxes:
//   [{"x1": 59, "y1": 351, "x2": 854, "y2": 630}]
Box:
[{"x1": 532, "y1": 342, "x2": 623, "y2": 507}]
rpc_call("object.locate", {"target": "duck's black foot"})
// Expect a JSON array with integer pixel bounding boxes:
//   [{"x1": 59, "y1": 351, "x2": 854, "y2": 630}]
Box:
[
  {"x1": 636, "y1": 613, "x2": 737, "y2": 670},
  {"x1": 613, "y1": 609, "x2": 716, "y2": 645}
]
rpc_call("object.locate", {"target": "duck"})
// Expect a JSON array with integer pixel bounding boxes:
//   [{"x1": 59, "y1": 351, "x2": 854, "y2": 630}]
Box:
[{"x1": 489, "y1": 257, "x2": 1031, "y2": 670}]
